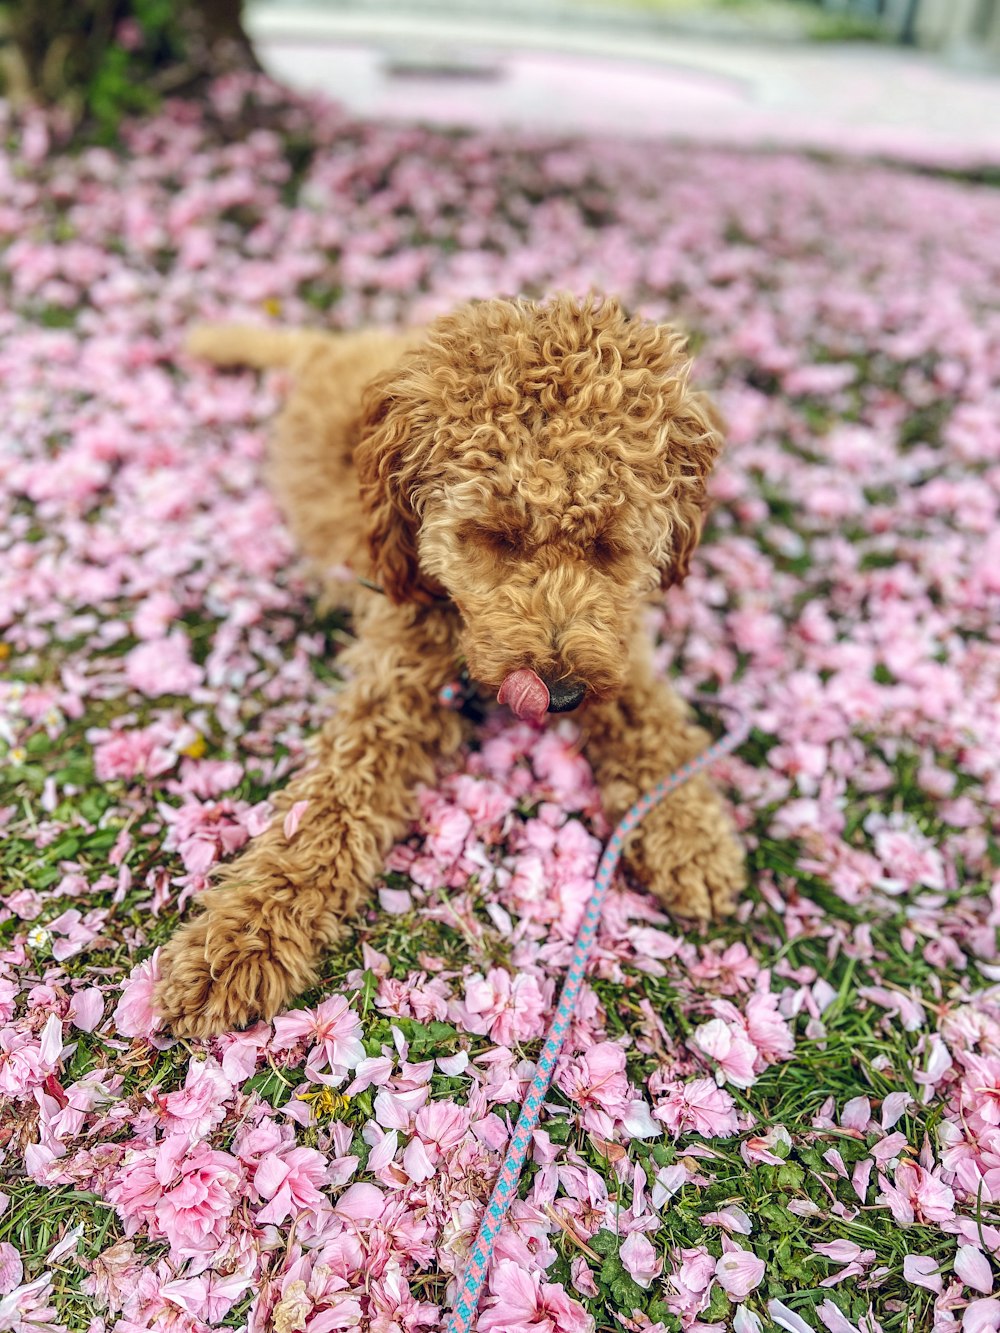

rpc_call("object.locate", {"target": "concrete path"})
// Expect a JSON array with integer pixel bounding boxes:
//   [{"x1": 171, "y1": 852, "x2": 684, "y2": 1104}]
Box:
[{"x1": 247, "y1": 5, "x2": 1000, "y2": 166}]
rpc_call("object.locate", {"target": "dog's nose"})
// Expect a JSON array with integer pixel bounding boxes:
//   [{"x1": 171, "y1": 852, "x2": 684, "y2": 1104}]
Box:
[{"x1": 545, "y1": 678, "x2": 587, "y2": 713}]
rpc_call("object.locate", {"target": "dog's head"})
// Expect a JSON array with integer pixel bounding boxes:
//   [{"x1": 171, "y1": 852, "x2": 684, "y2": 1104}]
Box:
[{"x1": 355, "y1": 294, "x2": 723, "y2": 713}]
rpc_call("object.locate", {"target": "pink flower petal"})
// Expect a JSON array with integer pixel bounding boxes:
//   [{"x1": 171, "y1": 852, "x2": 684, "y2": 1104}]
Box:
[
  {"x1": 814, "y1": 1240, "x2": 862, "y2": 1264},
  {"x1": 840, "y1": 1095, "x2": 872, "y2": 1131},
  {"x1": 39, "y1": 1013, "x2": 63, "y2": 1066},
  {"x1": 852, "y1": 1157, "x2": 874, "y2": 1203},
  {"x1": 964, "y1": 1299, "x2": 1000, "y2": 1333},
  {"x1": 734, "y1": 1308, "x2": 764, "y2": 1333},
  {"x1": 881, "y1": 1091, "x2": 912, "y2": 1129},
  {"x1": 282, "y1": 799, "x2": 309, "y2": 840},
  {"x1": 816, "y1": 1299, "x2": 859, "y2": 1333},
  {"x1": 69, "y1": 987, "x2": 104, "y2": 1032},
  {"x1": 334, "y1": 1183, "x2": 385, "y2": 1221},
  {"x1": 366, "y1": 1131, "x2": 398, "y2": 1173},
  {"x1": 402, "y1": 1135, "x2": 435, "y2": 1183},
  {"x1": 620, "y1": 1232, "x2": 662, "y2": 1289},
  {"x1": 955, "y1": 1246, "x2": 994, "y2": 1296},
  {"x1": 768, "y1": 1300, "x2": 816, "y2": 1333},
  {"x1": 378, "y1": 887, "x2": 413, "y2": 915},
  {"x1": 0, "y1": 1244, "x2": 23, "y2": 1296},
  {"x1": 903, "y1": 1254, "x2": 942, "y2": 1293},
  {"x1": 716, "y1": 1246, "x2": 766, "y2": 1300}
]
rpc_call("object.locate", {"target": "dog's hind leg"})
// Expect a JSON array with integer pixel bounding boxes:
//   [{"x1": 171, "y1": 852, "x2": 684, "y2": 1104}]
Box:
[
  {"x1": 153, "y1": 599, "x2": 464, "y2": 1038},
  {"x1": 263, "y1": 330, "x2": 420, "y2": 583},
  {"x1": 185, "y1": 324, "x2": 338, "y2": 369},
  {"x1": 187, "y1": 324, "x2": 423, "y2": 593}
]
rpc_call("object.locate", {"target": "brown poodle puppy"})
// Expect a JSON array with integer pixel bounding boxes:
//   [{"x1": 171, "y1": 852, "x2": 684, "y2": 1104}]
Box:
[{"x1": 155, "y1": 295, "x2": 745, "y2": 1037}]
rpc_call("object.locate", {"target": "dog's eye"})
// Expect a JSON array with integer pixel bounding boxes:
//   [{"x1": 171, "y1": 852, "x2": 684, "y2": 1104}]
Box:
[
  {"x1": 463, "y1": 525, "x2": 522, "y2": 558},
  {"x1": 592, "y1": 532, "x2": 624, "y2": 566}
]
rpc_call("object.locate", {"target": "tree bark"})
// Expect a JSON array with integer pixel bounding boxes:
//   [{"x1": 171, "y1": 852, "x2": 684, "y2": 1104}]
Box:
[
  {"x1": 189, "y1": 0, "x2": 262, "y2": 73},
  {"x1": 0, "y1": 0, "x2": 260, "y2": 119}
]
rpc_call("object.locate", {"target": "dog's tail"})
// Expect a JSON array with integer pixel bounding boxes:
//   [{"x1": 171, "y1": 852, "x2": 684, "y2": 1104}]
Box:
[{"x1": 185, "y1": 324, "x2": 338, "y2": 369}]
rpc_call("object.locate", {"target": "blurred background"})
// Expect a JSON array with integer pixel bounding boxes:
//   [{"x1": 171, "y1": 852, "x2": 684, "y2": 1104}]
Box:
[{"x1": 2, "y1": 0, "x2": 998, "y2": 165}]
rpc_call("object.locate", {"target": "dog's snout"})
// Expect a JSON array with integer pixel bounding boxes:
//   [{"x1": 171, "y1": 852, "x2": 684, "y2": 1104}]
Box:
[{"x1": 545, "y1": 678, "x2": 587, "y2": 713}]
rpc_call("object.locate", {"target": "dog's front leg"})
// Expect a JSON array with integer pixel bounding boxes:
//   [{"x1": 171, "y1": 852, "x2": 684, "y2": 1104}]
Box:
[
  {"x1": 580, "y1": 651, "x2": 745, "y2": 921},
  {"x1": 154, "y1": 601, "x2": 464, "y2": 1037}
]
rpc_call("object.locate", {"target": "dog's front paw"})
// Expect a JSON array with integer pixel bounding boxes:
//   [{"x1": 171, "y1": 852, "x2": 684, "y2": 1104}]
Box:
[
  {"x1": 624, "y1": 785, "x2": 746, "y2": 922},
  {"x1": 154, "y1": 891, "x2": 319, "y2": 1039}
]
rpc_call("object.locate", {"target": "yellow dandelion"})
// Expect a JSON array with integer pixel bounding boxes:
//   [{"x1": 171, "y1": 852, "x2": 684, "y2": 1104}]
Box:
[{"x1": 297, "y1": 1088, "x2": 351, "y2": 1118}]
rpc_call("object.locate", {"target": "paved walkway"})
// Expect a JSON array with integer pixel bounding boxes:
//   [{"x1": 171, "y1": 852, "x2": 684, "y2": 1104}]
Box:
[{"x1": 247, "y1": 5, "x2": 1000, "y2": 166}]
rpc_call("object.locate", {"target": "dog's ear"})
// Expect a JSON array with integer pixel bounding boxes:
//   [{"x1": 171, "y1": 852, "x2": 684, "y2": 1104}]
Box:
[
  {"x1": 603, "y1": 310, "x2": 725, "y2": 591},
  {"x1": 658, "y1": 389, "x2": 725, "y2": 591},
  {"x1": 355, "y1": 367, "x2": 444, "y2": 605},
  {"x1": 660, "y1": 503, "x2": 706, "y2": 590}
]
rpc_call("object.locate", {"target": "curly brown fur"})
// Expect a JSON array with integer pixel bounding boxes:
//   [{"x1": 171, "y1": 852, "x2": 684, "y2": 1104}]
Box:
[{"x1": 155, "y1": 294, "x2": 745, "y2": 1038}]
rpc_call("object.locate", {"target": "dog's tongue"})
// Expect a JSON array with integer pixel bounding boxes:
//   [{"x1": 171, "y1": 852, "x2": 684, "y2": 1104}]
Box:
[{"x1": 497, "y1": 668, "x2": 550, "y2": 723}]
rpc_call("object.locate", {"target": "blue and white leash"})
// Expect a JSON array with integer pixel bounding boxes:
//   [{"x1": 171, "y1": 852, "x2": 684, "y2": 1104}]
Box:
[{"x1": 445, "y1": 697, "x2": 750, "y2": 1333}]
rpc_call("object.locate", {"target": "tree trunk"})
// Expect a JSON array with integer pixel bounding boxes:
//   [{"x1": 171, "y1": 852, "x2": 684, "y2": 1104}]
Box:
[
  {"x1": 188, "y1": 0, "x2": 262, "y2": 77},
  {"x1": 0, "y1": 0, "x2": 261, "y2": 129}
]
